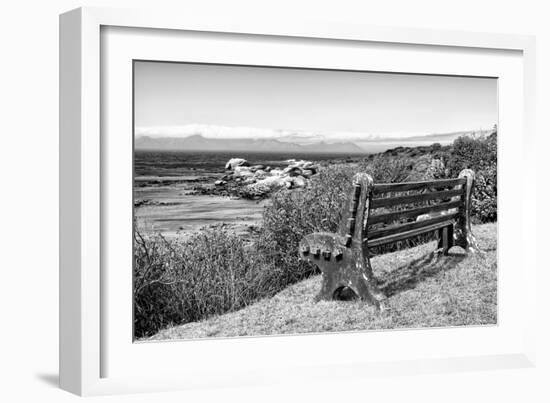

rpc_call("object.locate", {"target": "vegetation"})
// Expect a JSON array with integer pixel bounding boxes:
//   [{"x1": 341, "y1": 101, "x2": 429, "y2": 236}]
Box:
[
  {"x1": 375, "y1": 129, "x2": 498, "y2": 222},
  {"x1": 149, "y1": 223, "x2": 497, "y2": 340},
  {"x1": 134, "y1": 229, "x2": 267, "y2": 337},
  {"x1": 134, "y1": 130, "x2": 498, "y2": 338}
]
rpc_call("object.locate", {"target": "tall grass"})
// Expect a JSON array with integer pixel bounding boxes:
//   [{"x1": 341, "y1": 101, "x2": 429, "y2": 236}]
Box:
[{"x1": 134, "y1": 229, "x2": 270, "y2": 337}]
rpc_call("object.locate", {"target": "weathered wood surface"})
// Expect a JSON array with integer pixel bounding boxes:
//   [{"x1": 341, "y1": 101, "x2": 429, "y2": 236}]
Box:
[
  {"x1": 453, "y1": 169, "x2": 481, "y2": 253},
  {"x1": 367, "y1": 219, "x2": 455, "y2": 247},
  {"x1": 370, "y1": 188, "x2": 463, "y2": 209},
  {"x1": 373, "y1": 177, "x2": 466, "y2": 194},
  {"x1": 367, "y1": 212, "x2": 459, "y2": 240},
  {"x1": 368, "y1": 200, "x2": 462, "y2": 225},
  {"x1": 437, "y1": 223, "x2": 454, "y2": 255}
]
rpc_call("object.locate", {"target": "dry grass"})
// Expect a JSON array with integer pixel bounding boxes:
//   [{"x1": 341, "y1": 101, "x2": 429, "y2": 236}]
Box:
[{"x1": 145, "y1": 223, "x2": 497, "y2": 341}]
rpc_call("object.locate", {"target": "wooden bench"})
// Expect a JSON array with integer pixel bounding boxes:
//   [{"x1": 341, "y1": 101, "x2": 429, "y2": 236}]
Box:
[{"x1": 298, "y1": 169, "x2": 480, "y2": 309}]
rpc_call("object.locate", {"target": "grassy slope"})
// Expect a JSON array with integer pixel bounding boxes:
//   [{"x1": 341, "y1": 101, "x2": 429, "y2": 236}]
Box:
[{"x1": 146, "y1": 223, "x2": 497, "y2": 341}]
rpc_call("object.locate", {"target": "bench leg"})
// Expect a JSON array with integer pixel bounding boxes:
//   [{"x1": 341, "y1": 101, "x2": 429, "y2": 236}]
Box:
[
  {"x1": 437, "y1": 227, "x2": 449, "y2": 255},
  {"x1": 352, "y1": 254, "x2": 387, "y2": 309},
  {"x1": 315, "y1": 271, "x2": 339, "y2": 302},
  {"x1": 437, "y1": 224, "x2": 453, "y2": 255},
  {"x1": 301, "y1": 234, "x2": 387, "y2": 310},
  {"x1": 454, "y1": 169, "x2": 482, "y2": 253}
]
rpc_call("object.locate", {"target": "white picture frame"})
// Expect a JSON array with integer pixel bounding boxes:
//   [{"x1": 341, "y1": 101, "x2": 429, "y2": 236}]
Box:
[{"x1": 59, "y1": 6, "x2": 537, "y2": 396}]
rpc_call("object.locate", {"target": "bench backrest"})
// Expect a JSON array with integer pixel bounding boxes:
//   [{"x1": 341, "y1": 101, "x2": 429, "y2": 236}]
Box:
[{"x1": 338, "y1": 170, "x2": 475, "y2": 250}]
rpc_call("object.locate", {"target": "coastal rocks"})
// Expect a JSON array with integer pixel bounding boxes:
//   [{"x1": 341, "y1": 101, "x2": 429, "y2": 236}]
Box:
[
  {"x1": 191, "y1": 157, "x2": 319, "y2": 200},
  {"x1": 225, "y1": 158, "x2": 250, "y2": 171},
  {"x1": 219, "y1": 157, "x2": 320, "y2": 199},
  {"x1": 233, "y1": 166, "x2": 255, "y2": 178}
]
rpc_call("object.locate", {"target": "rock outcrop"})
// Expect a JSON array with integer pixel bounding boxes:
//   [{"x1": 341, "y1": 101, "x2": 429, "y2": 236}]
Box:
[
  {"x1": 197, "y1": 157, "x2": 319, "y2": 199},
  {"x1": 225, "y1": 158, "x2": 250, "y2": 171}
]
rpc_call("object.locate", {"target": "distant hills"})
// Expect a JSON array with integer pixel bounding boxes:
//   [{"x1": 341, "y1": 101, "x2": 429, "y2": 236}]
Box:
[
  {"x1": 380, "y1": 129, "x2": 495, "y2": 144},
  {"x1": 135, "y1": 128, "x2": 495, "y2": 154},
  {"x1": 135, "y1": 134, "x2": 365, "y2": 154}
]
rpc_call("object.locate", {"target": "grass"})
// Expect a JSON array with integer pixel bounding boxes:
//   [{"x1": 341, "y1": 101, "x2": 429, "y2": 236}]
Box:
[{"x1": 144, "y1": 223, "x2": 497, "y2": 341}]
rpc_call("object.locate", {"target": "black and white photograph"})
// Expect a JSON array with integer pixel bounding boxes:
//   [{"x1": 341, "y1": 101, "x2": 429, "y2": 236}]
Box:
[{"x1": 133, "y1": 61, "x2": 498, "y2": 341}]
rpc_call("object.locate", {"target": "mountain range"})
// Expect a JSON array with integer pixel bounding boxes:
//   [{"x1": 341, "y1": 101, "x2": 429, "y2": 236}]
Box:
[
  {"x1": 135, "y1": 134, "x2": 365, "y2": 153},
  {"x1": 135, "y1": 128, "x2": 495, "y2": 153}
]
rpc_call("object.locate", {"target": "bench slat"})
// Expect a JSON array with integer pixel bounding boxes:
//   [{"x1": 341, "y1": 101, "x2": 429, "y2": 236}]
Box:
[
  {"x1": 371, "y1": 188, "x2": 463, "y2": 209},
  {"x1": 367, "y1": 212, "x2": 458, "y2": 240},
  {"x1": 368, "y1": 200, "x2": 462, "y2": 225},
  {"x1": 367, "y1": 219, "x2": 455, "y2": 247},
  {"x1": 373, "y1": 178, "x2": 466, "y2": 194}
]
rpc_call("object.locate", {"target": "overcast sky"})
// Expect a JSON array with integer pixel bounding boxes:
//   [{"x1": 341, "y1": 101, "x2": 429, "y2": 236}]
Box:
[{"x1": 134, "y1": 61, "x2": 497, "y2": 143}]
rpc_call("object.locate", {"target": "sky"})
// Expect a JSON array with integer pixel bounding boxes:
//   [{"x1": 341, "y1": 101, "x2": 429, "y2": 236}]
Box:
[{"x1": 134, "y1": 61, "x2": 497, "y2": 146}]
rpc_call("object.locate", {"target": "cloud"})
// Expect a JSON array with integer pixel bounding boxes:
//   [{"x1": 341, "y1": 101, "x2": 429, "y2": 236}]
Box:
[
  {"x1": 136, "y1": 124, "x2": 403, "y2": 143},
  {"x1": 135, "y1": 123, "x2": 492, "y2": 146}
]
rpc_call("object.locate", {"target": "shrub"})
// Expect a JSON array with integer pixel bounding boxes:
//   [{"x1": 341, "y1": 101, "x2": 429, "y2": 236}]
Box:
[
  {"x1": 471, "y1": 165, "x2": 497, "y2": 223},
  {"x1": 358, "y1": 155, "x2": 413, "y2": 183},
  {"x1": 256, "y1": 164, "x2": 355, "y2": 280},
  {"x1": 447, "y1": 132, "x2": 497, "y2": 222},
  {"x1": 447, "y1": 132, "x2": 497, "y2": 176},
  {"x1": 134, "y1": 228, "x2": 269, "y2": 337}
]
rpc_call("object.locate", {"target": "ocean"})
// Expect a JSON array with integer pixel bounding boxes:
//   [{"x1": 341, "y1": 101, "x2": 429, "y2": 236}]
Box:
[{"x1": 134, "y1": 150, "x2": 364, "y2": 237}]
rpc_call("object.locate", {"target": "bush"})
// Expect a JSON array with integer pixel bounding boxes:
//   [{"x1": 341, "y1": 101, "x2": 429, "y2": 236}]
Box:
[
  {"x1": 447, "y1": 132, "x2": 497, "y2": 176},
  {"x1": 134, "y1": 229, "x2": 269, "y2": 337},
  {"x1": 358, "y1": 155, "x2": 413, "y2": 183},
  {"x1": 447, "y1": 132, "x2": 497, "y2": 222},
  {"x1": 471, "y1": 165, "x2": 497, "y2": 223},
  {"x1": 256, "y1": 165, "x2": 355, "y2": 279}
]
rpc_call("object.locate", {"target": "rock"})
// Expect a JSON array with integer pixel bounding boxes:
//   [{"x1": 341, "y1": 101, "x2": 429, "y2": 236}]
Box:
[
  {"x1": 306, "y1": 165, "x2": 318, "y2": 174},
  {"x1": 253, "y1": 170, "x2": 268, "y2": 180},
  {"x1": 225, "y1": 158, "x2": 250, "y2": 170},
  {"x1": 233, "y1": 166, "x2": 254, "y2": 177},
  {"x1": 292, "y1": 175, "x2": 307, "y2": 188},
  {"x1": 287, "y1": 159, "x2": 312, "y2": 169},
  {"x1": 283, "y1": 166, "x2": 303, "y2": 177},
  {"x1": 212, "y1": 157, "x2": 318, "y2": 199},
  {"x1": 249, "y1": 164, "x2": 266, "y2": 172},
  {"x1": 283, "y1": 176, "x2": 294, "y2": 188}
]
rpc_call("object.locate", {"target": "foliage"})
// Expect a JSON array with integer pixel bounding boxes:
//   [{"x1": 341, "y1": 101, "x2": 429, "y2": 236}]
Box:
[
  {"x1": 256, "y1": 165, "x2": 354, "y2": 279},
  {"x1": 446, "y1": 132, "x2": 497, "y2": 176},
  {"x1": 447, "y1": 132, "x2": 497, "y2": 222},
  {"x1": 134, "y1": 228, "x2": 269, "y2": 337},
  {"x1": 372, "y1": 131, "x2": 498, "y2": 222},
  {"x1": 471, "y1": 164, "x2": 497, "y2": 222}
]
